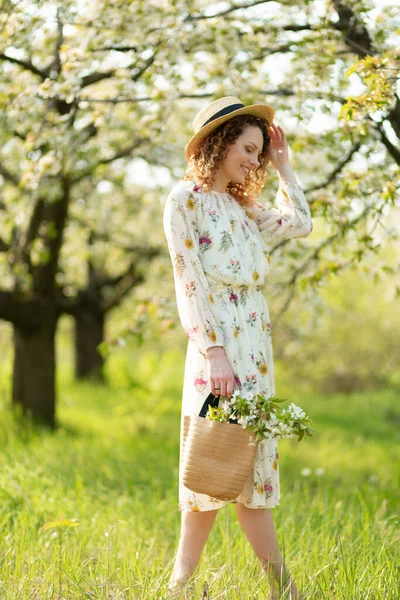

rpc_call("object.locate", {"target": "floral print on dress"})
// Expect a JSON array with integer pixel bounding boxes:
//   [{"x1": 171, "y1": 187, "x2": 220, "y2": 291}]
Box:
[{"x1": 163, "y1": 177, "x2": 312, "y2": 512}]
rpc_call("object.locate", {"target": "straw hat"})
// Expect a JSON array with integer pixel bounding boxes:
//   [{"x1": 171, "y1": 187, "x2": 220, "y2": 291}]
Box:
[{"x1": 185, "y1": 96, "x2": 274, "y2": 160}]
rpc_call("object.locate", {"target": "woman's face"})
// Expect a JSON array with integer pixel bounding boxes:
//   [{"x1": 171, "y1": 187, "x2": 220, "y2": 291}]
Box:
[{"x1": 220, "y1": 125, "x2": 264, "y2": 184}]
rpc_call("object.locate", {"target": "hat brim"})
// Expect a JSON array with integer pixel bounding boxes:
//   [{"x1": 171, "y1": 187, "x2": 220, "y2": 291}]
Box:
[{"x1": 185, "y1": 104, "x2": 274, "y2": 160}]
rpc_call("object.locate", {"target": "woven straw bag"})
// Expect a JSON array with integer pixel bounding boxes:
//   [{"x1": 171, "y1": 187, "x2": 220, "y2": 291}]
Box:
[{"x1": 182, "y1": 393, "x2": 258, "y2": 501}]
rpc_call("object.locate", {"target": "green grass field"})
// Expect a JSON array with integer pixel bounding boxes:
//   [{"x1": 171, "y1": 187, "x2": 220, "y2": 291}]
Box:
[{"x1": 0, "y1": 347, "x2": 399, "y2": 599}]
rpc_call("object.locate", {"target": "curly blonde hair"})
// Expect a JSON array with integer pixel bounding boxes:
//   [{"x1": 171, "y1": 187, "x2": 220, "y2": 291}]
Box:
[{"x1": 182, "y1": 114, "x2": 271, "y2": 207}]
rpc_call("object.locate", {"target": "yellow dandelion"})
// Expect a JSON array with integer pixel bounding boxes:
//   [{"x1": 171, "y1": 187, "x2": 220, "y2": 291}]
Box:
[
  {"x1": 257, "y1": 483, "x2": 264, "y2": 495},
  {"x1": 191, "y1": 506, "x2": 201, "y2": 512},
  {"x1": 266, "y1": 255, "x2": 270, "y2": 264},
  {"x1": 209, "y1": 331, "x2": 217, "y2": 343},
  {"x1": 272, "y1": 460, "x2": 278, "y2": 471},
  {"x1": 208, "y1": 293, "x2": 214, "y2": 303},
  {"x1": 252, "y1": 271, "x2": 260, "y2": 281},
  {"x1": 248, "y1": 211, "x2": 254, "y2": 219},
  {"x1": 185, "y1": 238, "x2": 194, "y2": 249},
  {"x1": 259, "y1": 363, "x2": 268, "y2": 375},
  {"x1": 233, "y1": 329, "x2": 239, "y2": 338},
  {"x1": 187, "y1": 198, "x2": 195, "y2": 210}
]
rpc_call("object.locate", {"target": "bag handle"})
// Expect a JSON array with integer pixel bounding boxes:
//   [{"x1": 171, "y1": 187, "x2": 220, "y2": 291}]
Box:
[{"x1": 199, "y1": 392, "x2": 220, "y2": 417}]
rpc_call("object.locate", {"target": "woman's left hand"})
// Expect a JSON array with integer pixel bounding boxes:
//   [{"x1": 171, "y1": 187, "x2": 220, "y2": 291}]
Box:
[{"x1": 267, "y1": 123, "x2": 290, "y2": 170}]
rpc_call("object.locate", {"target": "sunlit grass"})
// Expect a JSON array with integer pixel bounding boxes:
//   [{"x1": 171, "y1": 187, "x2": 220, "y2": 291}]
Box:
[{"x1": 0, "y1": 346, "x2": 399, "y2": 599}]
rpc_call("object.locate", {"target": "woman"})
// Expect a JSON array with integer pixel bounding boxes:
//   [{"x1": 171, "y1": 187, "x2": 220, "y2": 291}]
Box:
[{"x1": 163, "y1": 96, "x2": 312, "y2": 599}]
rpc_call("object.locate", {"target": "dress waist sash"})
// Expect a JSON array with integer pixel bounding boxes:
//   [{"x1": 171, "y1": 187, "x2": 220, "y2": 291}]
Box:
[{"x1": 208, "y1": 281, "x2": 264, "y2": 294}]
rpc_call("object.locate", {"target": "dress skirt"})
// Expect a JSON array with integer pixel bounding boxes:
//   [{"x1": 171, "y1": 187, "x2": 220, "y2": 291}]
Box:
[{"x1": 178, "y1": 279, "x2": 280, "y2": 512}]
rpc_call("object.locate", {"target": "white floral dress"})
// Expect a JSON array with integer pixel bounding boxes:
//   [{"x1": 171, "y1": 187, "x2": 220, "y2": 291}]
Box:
[{"x1": 163, "y1": 177, "x2": 313, "y2": 512}]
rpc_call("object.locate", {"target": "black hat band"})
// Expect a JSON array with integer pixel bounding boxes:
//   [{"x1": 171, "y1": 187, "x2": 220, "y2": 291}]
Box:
[{"x1": 201, "y1": 103, "x2": 245, "y2": 129}]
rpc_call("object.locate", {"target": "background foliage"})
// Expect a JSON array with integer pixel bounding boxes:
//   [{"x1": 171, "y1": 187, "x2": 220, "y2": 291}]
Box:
[
  {"x1": 1, "y1": 0, "x2": 399, "y2": 349},
  {"x1": 0, "y1": 3, "x2": 399, "y2": 596}
]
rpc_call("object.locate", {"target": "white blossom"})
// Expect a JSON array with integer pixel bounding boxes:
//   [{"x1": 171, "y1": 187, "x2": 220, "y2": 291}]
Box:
[
  {"x1": 288, "y1": 403, "x2": 306, "y2": 419},
  {"x1": 301, "y1": 468, "x2": 312, "y2": 477},
  {"x1": 221, "y1": 400, "x2": 231, "y2": 412}
]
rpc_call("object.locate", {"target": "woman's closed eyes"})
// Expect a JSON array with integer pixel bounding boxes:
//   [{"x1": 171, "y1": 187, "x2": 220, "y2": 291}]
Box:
[{"x1": 246, "y1": 147, "x2": 262, "y2": 159}]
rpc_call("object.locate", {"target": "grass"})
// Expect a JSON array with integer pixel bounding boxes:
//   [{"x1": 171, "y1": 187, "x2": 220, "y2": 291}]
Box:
[{"x1": 0, "y1": 346, "x2": 399, "y2": 599}]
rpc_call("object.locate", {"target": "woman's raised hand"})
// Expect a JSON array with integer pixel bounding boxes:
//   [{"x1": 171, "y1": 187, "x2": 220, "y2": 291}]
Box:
[{"x1": 267, "y1": 123, "x2": 290, "y2": 170}]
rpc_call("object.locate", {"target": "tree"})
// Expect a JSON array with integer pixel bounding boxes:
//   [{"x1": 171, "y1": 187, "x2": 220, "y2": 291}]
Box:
[
  {"x1": 0, "y1": 0, "x2": 398, "y2": 425},
  {"x1": 0, "y1": 1, "x2": 190, "y2": 423}
]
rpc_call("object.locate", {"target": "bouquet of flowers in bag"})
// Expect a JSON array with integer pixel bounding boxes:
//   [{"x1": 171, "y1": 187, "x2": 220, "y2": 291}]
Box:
[{"x1": 206, "y1": 390, "x2": 314, "y2": 445}]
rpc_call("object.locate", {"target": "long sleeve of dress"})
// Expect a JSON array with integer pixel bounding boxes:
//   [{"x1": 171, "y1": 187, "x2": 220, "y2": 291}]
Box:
[
  {"x1": 163, "y1": 184, "x2": 225, "y2": 359},
  {"x1": 250, "y1": 179, "x2": 313, "y2": 244}
]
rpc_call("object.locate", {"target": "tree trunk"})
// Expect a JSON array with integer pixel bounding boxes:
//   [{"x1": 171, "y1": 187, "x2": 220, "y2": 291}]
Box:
[
  {"x1": 74, "y1": 308, "x2": 105, "y2": 381},
  {"x1": 9, "y1": 178, "x2": 71, "y2": 426},
  {"x1": 12, "y1": 314, "x2": 58, "y2": 428}
]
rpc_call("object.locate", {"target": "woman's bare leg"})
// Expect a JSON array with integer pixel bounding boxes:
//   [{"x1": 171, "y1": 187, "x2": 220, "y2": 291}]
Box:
[
  {"x1": 234, "y1": 503, "x2": 303, "y2": 599},
  {"x1": 168, "y1": 508, "x2": 219, "y2": 596}
]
